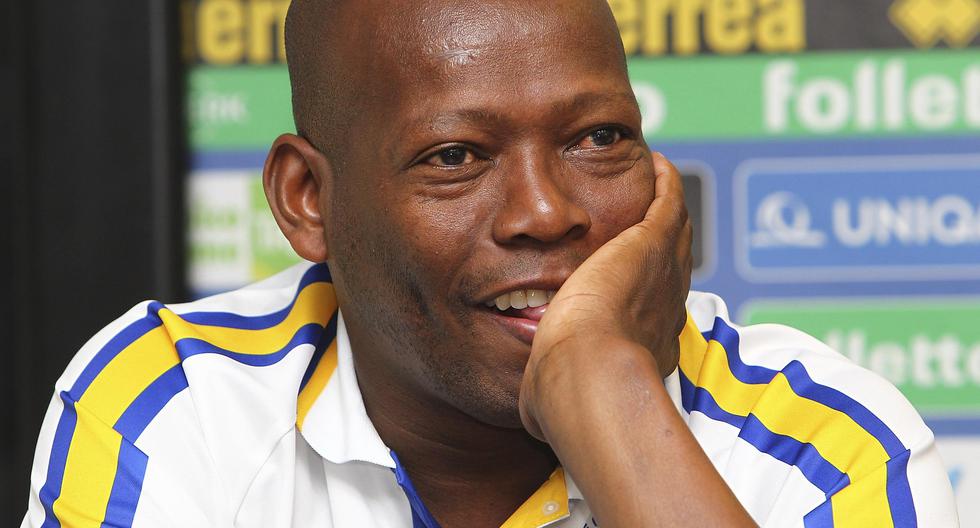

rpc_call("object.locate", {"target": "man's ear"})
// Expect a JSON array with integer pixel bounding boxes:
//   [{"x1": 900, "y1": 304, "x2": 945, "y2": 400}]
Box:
[{"x1": 263, "y1": 133, "x2": 333, "y2": 263}]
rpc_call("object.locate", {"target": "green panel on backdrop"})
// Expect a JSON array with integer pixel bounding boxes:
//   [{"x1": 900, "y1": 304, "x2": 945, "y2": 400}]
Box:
[
  {"x1": 628, "y1": 48, "x2": 980, "y2": 141},
  {"x1": 249, "y1": 176, "x2": 301, "y2": 277},
  {"x1": 742, "y1": 299, "x2": 980, "y2": 414},
  {"x1": 188, "y1": 66, "x2": 294, "y2": 149},
  {"x1": 187, "y1": 49, "x2": 979, "y2": 148}
]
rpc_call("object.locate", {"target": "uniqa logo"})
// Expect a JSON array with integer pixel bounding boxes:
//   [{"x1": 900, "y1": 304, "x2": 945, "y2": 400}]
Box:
[
  {"x1": 750, "y1": 192, "x2": 980, "y2": 249},
  {"x1": 750, "y1": 192, "x2": 827, "y2": 248},
  {"x1": 833, "y1": 195, "x2": 980, "y2": 247}
]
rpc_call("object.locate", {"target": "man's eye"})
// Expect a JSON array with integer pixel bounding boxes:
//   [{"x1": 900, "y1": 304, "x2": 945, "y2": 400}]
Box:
[
  {"x1": 426, "y1": 146, "x2": 473, "y2": 167},
  {"x1": 580, "y1": 127, "x2": 624, "y2": 148}
]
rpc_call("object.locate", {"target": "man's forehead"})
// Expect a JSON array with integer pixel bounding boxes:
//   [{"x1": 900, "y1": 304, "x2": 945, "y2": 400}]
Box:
[
  {"x1": 317, "y1": 0, "x2": 618, "y2": 68},
  {"x1": 286, "y1": 0, "x2": 628, "y2": 155}
]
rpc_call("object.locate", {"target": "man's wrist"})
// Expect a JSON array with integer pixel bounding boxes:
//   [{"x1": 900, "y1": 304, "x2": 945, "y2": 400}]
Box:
[{"x1": 524, "y1": 333, "x2": 662, "y2": 439}]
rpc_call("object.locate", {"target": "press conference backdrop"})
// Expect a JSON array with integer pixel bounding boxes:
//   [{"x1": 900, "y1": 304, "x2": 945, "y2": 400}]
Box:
[{"x1": 182, "y1": 0, "x2": 980, "y2": 522}]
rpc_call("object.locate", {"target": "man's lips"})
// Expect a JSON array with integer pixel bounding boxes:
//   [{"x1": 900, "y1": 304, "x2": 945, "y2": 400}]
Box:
[
  {"x1": 495, "y1": 303, "x2": 548, "y2": 321},
  {"x1": 479, "y1": 279, "x2": 566, "y2": 309},
  {"x1": 482, "y1": 303, "x2": 549, "y2": 346},
  {"x1": 474, "y1": 277, "x2": 568, "y2": 345}
]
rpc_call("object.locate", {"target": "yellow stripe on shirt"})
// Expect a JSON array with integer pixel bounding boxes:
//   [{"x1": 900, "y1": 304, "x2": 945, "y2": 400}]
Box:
[
  {"x1": 53, "y1": 402, "x2": 124, "y2": 528},
  {"x1": 79, "y1": 326, "x2": 180, "y2": 425},
  {"x1": 157, "y1": 282, "x2": 336, "y2": 356},
  {"x1": 832, "y1": 461, "x2": 894, "y2": 528},
  {"x1": 50, "y1": 276, "x2": 336, "y2": 527},
  {"x1": 500, "y1": 467, "x2": 570, "y2": 528},
  {"x1": 296, "y1": 338, "x2": 339, "y2": 430},
  {"x1": 680, "y1": 316, "x2": 890, "y2": 476},
  {"x1": 678, "y1": 313, "x2": 897, "y2": 526}
]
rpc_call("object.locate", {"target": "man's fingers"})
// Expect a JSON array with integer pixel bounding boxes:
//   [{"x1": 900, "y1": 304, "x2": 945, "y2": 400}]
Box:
[
  {"x1": 679, "y1": 218, "x2": 694, "y2": 292},
  {"x1": 652, "y1": 151, "x2": 684, "y2": 201},
  {"x1": 642, "y1": 152, "x2": 688, "y2": 230}
]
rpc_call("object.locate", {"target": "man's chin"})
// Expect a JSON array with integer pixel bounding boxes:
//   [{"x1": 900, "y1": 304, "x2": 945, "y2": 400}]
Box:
[
  {"x1": 473, "y1": 406, "x2": 527, "y2": 430},
  {"x1": 427, "y1": 321, "x2": 533, "y2": 429},
  {"x1": 448, "y1": 380, "x2": 527, "y2": 430}
]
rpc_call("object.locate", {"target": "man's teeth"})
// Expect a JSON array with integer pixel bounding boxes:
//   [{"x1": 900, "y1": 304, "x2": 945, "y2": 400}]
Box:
[{"x1": 485, "y1": 289, "x2": 557, "y2": 311}]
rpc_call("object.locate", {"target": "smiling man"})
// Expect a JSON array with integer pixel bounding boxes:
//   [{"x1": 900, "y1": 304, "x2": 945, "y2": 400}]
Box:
[{"x1": 23, "y1": 0, "x2": 959, "y2": 527}]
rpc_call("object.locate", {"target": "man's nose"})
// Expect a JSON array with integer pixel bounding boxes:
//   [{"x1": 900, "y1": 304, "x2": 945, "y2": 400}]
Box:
[{"x1": 491, "y1": 156, "x2": 592, "y2": 246}]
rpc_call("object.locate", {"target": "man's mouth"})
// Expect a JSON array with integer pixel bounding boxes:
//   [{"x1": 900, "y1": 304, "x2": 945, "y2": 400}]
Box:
[
  {"x1": 483, "y1": 289, "x2": 557, "y2": 320},
  {"x1": 481, "y1": 289, "x2": 558, "y2": 345}
]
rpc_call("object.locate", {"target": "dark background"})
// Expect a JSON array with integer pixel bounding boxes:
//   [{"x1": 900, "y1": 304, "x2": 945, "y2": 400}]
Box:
[{"x1": 2, "y1": 1, "x2": 185, "y2": 525}]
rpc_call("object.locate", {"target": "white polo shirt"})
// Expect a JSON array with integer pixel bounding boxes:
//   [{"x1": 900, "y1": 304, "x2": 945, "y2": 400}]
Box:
[{"x1": 24, "y1": 262, "x2": 958, "y2": 527}]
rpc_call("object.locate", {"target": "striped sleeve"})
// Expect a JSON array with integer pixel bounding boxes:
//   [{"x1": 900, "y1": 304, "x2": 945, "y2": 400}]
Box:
[
  {"x1": 677, "y1": 312, "x2": 959, "y2": 528},
  {"x1": 23, "y1": 263, "x2": 337, "y2": 528},
  {"x1": 801, "y1": 434, "x2": 958, "y2": 528},
  {"x1": 21, "y1": 302, "x2": 222, "y2": 528}
]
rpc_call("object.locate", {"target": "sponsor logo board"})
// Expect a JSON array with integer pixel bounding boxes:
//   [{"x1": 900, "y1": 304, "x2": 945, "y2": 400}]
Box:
[
  {"x1": 889, "y1": 0, "x2": 980, "y2": 49},
  {"x1": 181, "y1": 0, "x2": 289, "y2": 65},
  {"x1": 630, "y1": 49, "x2": 980, "y2": 141},
  {"x1": 179, "y1": 0, "x2": 980, "y2": 65},
  {"x1": 188, "y1": 66, "x2": 293, "y2": 149},
  {"x1": 610, "y1": 0, "x2": 806, "y2": 56},
  {"x1": 188, "y1": 170, "x2": 300, "y2": 294},
  {"x1": 741, "y1": 298, "x2": 980, "y2": 417},
  {"x1": 734, "y1": 154, "x2": 980, "y2": 282}
]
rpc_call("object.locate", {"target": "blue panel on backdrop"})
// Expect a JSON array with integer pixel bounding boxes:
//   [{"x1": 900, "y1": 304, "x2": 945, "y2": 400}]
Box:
[
  {"x1": 660, "y1": 135, "x2": 980, "y2": 313},
  {"x1": 733, "y1": 155, "x2": 980, "y2": 282}
]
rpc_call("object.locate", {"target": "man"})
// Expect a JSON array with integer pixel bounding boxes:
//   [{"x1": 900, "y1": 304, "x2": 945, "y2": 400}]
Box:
[{"x1": 24, "y1": 0, "x2": 958, "y2": 526}]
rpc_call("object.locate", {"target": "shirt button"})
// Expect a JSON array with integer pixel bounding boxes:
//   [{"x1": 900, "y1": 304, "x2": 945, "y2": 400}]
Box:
[{"x1": 543, "y1": 501, "x2": 560, "y2": 515}]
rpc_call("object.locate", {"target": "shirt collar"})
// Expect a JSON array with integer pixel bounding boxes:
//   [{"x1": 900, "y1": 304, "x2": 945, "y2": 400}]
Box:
[{"x1": 297, "y1": 310, "x2": 396, "y2": 468}]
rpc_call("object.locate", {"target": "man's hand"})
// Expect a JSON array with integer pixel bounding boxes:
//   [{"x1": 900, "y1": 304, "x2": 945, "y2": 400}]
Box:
[
  {"x1": 516, "y1": 153, "x2": 756, "y2": 527},
  {"x1": 520, "y1": 152, "x2": 693, "y2": 439}
]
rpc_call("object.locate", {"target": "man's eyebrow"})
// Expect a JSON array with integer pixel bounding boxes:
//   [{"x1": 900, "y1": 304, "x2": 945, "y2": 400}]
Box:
[
  {"x1": 407, "y1": 91, "x2": 637, "y2": 134},
  {"x1": 389, "y1": 108, "x2": 509, "y2": 161},
  {"x1": 393, "y1": 91, "x2": 640, "y2": 162},
  {"x1": 429, "y1": 107, "x2": 510, "y2": 129},
  {"x1": 549, "y1": 90, "x2": 637, "y2": 115}
]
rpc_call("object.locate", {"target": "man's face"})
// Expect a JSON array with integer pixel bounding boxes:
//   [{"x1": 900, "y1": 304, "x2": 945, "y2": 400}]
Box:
[{"x1": 323, "y1": 0, "x2": 656, "y2": 427}]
